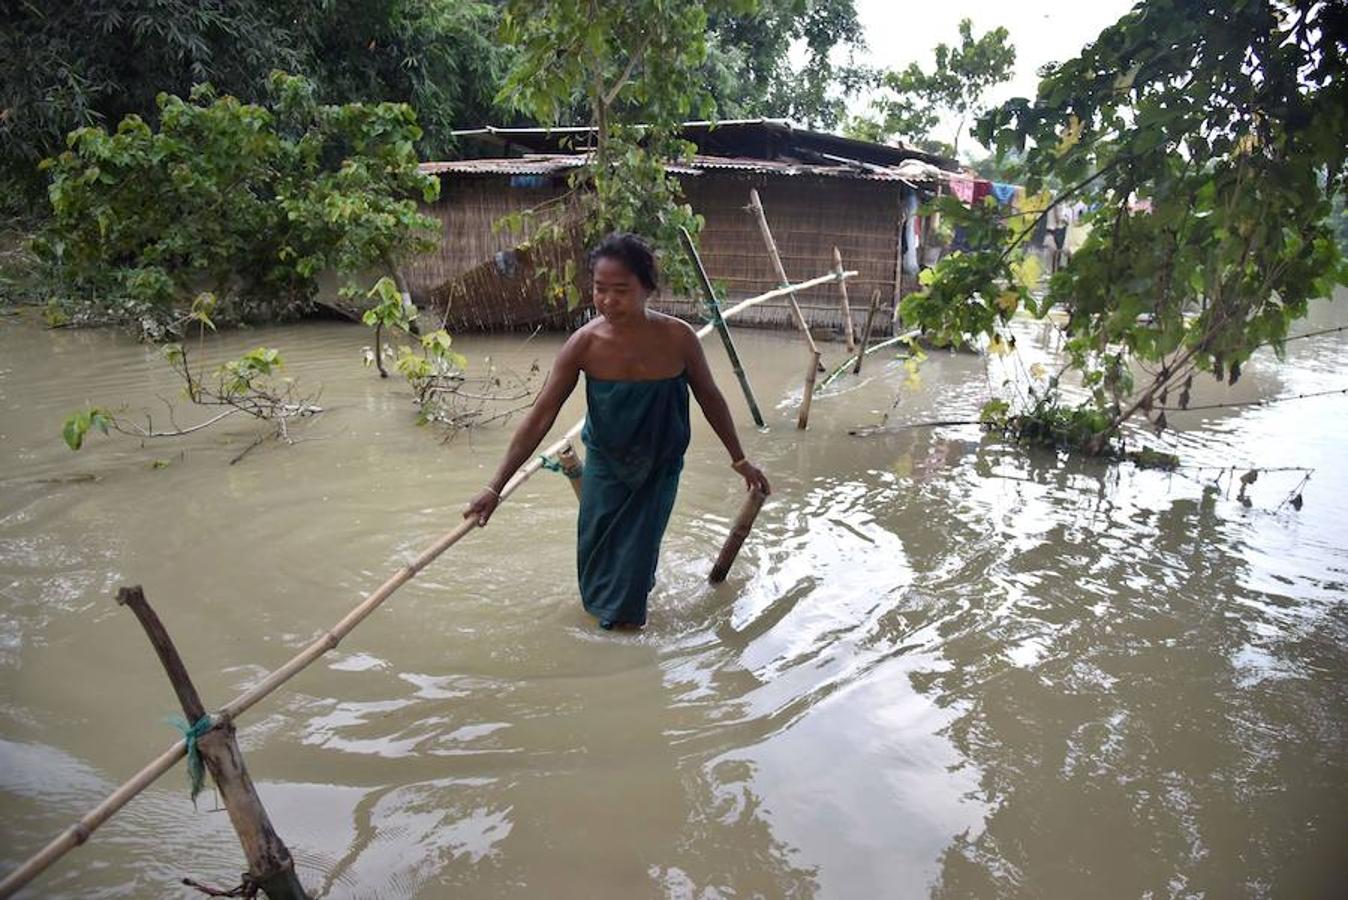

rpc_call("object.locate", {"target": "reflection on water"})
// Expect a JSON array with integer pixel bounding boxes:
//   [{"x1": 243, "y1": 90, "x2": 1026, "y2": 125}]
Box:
[{"x1": 0, "y1": 292, "x2": 1345, "y2": 898}]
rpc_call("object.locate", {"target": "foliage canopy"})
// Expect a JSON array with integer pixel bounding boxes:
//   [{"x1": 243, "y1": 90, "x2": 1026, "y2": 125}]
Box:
[
  {"x1": 35, "y1": 73, "x2": 441, "y2": 333},
  {"x1": 903, "y1": 0, "x2": 1348, "y2": 453}
]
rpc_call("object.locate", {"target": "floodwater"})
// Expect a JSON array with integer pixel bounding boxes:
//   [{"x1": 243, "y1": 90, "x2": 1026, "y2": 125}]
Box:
[{"x1": 1, "y1": 294, "x2": 1345, "y2": 899}]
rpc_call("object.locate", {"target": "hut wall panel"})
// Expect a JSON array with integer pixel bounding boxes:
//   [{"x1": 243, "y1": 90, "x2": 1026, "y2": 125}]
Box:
[
  {"x1": 660, "y1": 174, "x2": 905, "y2": 337},
  {"x1": 411, "y1": 170, "x2": 919, "y2": 336},
  {"x1": 404, "y1": 176, "x2": 567, "y2": 300}
]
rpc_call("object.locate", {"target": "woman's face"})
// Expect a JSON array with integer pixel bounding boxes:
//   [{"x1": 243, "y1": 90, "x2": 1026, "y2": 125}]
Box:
[{"x1": 592, "y1": 256, "x2": 649, "y2": 324}]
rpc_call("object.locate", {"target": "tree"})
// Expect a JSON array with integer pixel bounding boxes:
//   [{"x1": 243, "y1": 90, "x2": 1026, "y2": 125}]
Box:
[
  {"x1": 705, "y1": 0, "x2": 869, "y2": 129},
  {"x1": 0, "y1": 0, "x2": 306, "y2": 210},
  {"x1": 35, "y1": 73, "x2": 441, "y2": 333},
  {"x1": 0, "y1": 0, "x2": 513, "y2": 212},
  {"x1": 496, "y1": 0, "x2": 755, "y2": 300},
  {"x1": 296, "y1": 0, "x2": 515, "y2": 160},
  {"x1": 847, "y1": 18, "x2": 1015, "y2": 157},
  {"x1": 902, "y1": 0, "x2": 1348, "y2": 454}
]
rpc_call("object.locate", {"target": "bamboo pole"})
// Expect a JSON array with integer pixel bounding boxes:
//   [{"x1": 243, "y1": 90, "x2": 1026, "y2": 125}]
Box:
[
  {"x1": 0, "y1": 268, "x2": 856, "y2": 900},
  {"x1": 116, "y1": 586, "x2": 308, "y2": 900},
  {"x1": 832, "y1": 246, "x2": 856, "y2": 354},
  {"x1": 709, "y1": 488, "x2": 767, "y2": 583},
  {"x1": 746, "y1": 189, "x2": 821, "y2": 359},
  {"x1": 853, "y1": 290, "x2": 882, "y2": 376},
  {"x1": 816, "y1": 330, "x2": 922, "y2": 392},
  {"x1": 557, "y1": 442, "x2": 584, "y2": 500},
  {"x1": 679, "y1": 226, "x2": 766, "y2": 429},
  {"x1": 797, "y1": 349, "x2": 821, "y2": 430}
]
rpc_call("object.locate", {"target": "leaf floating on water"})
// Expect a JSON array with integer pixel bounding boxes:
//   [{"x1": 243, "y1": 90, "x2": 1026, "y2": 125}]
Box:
[{"x1": 1240, "y1": 469, "x2": 1259, "y2": 486}]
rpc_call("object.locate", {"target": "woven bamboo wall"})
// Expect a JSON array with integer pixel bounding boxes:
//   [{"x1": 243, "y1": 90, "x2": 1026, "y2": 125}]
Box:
[
  {"x1": 654, "y1": 173, "x2": 908, "y2": 338},
  {"x1": 404, "y1": 176, "x2": 567, "y2": 299},
  {"x1": 411, "y1": 170, "x2": 920, "y2": 336}
]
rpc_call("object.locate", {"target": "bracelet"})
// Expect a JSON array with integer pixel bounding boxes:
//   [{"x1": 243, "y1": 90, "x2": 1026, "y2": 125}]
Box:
[
  {"x1": 730, "y1": 457, "x2": 750, "y2": 470},
  {"x1": 484, "y1": 484, "x2": 501, "y2": 498}
]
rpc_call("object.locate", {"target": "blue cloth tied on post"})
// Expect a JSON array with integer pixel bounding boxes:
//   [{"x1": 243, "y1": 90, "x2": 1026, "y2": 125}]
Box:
[
  {"x1": 577, "y1": 372, "x2": 691, "y2": 628},
  {"x1": 166, "y1": 713, "x2": 214, "y2": 805}
]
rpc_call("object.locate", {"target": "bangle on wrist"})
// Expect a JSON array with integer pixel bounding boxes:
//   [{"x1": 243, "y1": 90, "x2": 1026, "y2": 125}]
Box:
[
  {"x1": 730, "y1": 457, "x2": 749, "y2": 470},
  {"x1": 484, "y1": 484, "x2": 501, "y2": 498}
]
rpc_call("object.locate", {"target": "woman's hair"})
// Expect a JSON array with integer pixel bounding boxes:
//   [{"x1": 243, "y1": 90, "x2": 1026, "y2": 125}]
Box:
[{"x1": 588, "y1": 232, "x2": 658, "y2": 291}]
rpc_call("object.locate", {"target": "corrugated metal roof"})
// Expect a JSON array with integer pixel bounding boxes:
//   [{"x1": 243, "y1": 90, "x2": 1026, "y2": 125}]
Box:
[{"x1": 420, "y1": 153, "x2": 944, "y2": 185}]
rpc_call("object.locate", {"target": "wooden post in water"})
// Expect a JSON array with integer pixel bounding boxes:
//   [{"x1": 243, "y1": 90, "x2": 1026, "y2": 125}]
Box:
[
  {"x1": 709, "y1": 488, "x2": 767, "y2": 584},
  {"x1": 797, "y1": 349, "x2": 821, "y2": 430},
  {"x1": 557, "y1": 442, "x2": 583, "y2": 500},
  {"x1": 746, "y1": 189, "x2": 822, "y2": 364},
  {"x1": 678, "y1": 226, "x2": 766, "y2": 429},
  {"x1": 853, "y1": 289, "x2": 882, "y2": 376},
  {"x1": 833, "y1": 246, "x2": 857, "y2": 354},
  {"x1": 115, "y1": 586, "x2": 309, "y2": 900}
]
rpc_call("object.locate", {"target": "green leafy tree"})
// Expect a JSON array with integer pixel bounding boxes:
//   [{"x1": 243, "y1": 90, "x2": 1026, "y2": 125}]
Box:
[
  {"x1": 902, "y1": 0, "x2": 1348, "y2": 455},
  {"x1": 0, "y1": 0, "x2": 306, "y2": 210},
  {"x1": 848, "y1": 18, "x2": 1015, "y2": 157},
  {"x1": 35, "y1": 73, "x2": 441, "y2": 332},
  {"x1": 497, "y1": 0, "x2": 756, "y2": 301},
  {"x1": 296, "y1": 0, "x2": 515, "y2": 159},
  {"x1": 0, "y1": 0, "x2": 512, "y2": 211},
  {"x1": 705, "y1": 0, "x2": 868, "y2": 129}
]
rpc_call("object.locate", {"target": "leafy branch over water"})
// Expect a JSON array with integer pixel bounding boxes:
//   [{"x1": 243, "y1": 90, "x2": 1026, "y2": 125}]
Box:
[{"x1": 902, "y1": 0, "x2": 1348, "y2": 455}]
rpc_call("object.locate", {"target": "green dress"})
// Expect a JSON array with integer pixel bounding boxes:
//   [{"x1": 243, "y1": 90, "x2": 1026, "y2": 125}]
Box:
[{"x1": 578, "y1": 371, "x2": 691, "y2": 628}]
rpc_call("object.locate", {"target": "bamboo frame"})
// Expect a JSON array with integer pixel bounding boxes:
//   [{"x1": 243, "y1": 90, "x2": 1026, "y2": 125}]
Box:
[
  {"x1": 797, "y1": 350, "x2": 821, "y2": 430},
  {"x1": 679, "y1": 226, "x2": 766, "y2": 429},
  {"x1": 746, "y1": 189, "x2": 820, "y2": 356},
  {"x1": 0, "y1": 266, "x2": 857, "y2": 900},
  {"x1": 854, "y1": 290, "x2": 883, "y2": 376},
  {"x1": 832, "y1": 246, "x2": 856, "y2": 353}
]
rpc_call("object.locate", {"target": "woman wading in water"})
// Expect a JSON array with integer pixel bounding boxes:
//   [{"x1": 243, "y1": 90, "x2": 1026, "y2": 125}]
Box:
[{"x1": 464, "y1": 233, "x2": 771, "y2": 630}]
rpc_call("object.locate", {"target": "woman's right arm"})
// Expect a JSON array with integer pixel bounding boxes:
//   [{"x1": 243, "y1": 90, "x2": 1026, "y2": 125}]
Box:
[{"x1": 463, "y1": 333, "x2": 586, "y2": 526}]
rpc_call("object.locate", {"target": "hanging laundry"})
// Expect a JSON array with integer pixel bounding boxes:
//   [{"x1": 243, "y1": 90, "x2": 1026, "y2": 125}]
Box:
[
  {"x1": 972, "y1": 180, "x2": 993, "y2": 205},
  {"x1": 948, "y1": 176, "x2": 975, "y2": 205},
  {"x1": 901, "y1": 189, "x2": 921, "y2": 275},
  {"x1": 991, "y1": 182, "x2": 1017, "y2": 205}
]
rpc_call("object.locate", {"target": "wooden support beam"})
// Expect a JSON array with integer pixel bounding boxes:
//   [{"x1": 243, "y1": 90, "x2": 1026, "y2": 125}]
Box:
[
  {"x1": 115, "y1": 586, "x2": 309, "y2": 900},
  {"x1": 797, "y1": 349, "x2": 821, "y2": 430},
  {"x1": 679, "y1": 226, "x2": 767, "y2": 429},
  {"x1": 746, "y1": 189, "x2": 822, "y2": 362},
  {"x1": 709, "y1": 488, "x2": 767, "y2": 584},
  {"x1": 557, "y1": 442, "x2": 583, "y2": 500},
  {"x1": 832, "y1": 246, "x2": 856, "y2": 354},
  {"x1": 853, "y1": 289, "x2": 882, "y2": 376}
]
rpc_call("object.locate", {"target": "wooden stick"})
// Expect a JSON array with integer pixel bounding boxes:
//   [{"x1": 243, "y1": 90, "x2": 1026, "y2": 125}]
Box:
[
  {"x1": 833, "y1": 246, "x2": 856, "y2": 354},
  {"x1": 853, "y1": 289, "x2": 882, "y2": 376},
  {"x1": 0, "y1": 267, "x2": 857, "y2": 899},
  {"x1": 557, "y1": 442, "x2": 583, "y2": 500},
  {"x1": 746, "y1": 189, "x2": 821, "y2": 358},
  {"x1": 797, "y1": 349, "x2": 821, "y2": 430},
  {"x1": 709, "y1": 488, "x2": 767, "y2": 583},
  {"x1": 679, "y1": 226, "x2": 766, "y2": 429},
  {"x1": 116, "y1": 586, "x2": 308, "y2": 900}
]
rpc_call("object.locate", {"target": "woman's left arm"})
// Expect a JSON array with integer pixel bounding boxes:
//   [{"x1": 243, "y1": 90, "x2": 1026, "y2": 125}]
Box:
[{"x1": 682, "y1": 323, "x2": 771, "y2": 495}]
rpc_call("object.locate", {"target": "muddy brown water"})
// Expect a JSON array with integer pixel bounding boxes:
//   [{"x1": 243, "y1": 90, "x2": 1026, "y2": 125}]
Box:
[{"x1": 1, "y1": 296, "x2": 1345, "y2": 899}]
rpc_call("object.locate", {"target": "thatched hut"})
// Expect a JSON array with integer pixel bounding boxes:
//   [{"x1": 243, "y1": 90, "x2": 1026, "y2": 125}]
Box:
[{"x1": 407, "y1": 119, "x2": 957, "y2": 336}]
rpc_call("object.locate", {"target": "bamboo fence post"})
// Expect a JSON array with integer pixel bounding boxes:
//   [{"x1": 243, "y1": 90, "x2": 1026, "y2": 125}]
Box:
[
  {"x1": 832, "y1": 246, "x2": 856, "y2": 354},
  {"x1": 116, "y1": 586, "x2": 309, "y2": 900},
  {"x1": 709, "y1": 487, "x2": 767, "y2": 584},
  {"x1": 797, "y1": 349, "x2": 821, "y2": 430},
  {"x1": 853, "y1": 289, "x2": 882, "y2": 376},
  {"x1": 679, "y1": 226, "x2": 766, "y2": 429},
  {"x1": 557, "y1": 442, "x2": 584, "y2": 500},
  {"x1": 746, "y1": 189, "x2": 821, "y2": 361},
  {"x1": 0, "y1": 269, "x2": 859, "y2": 900}
]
